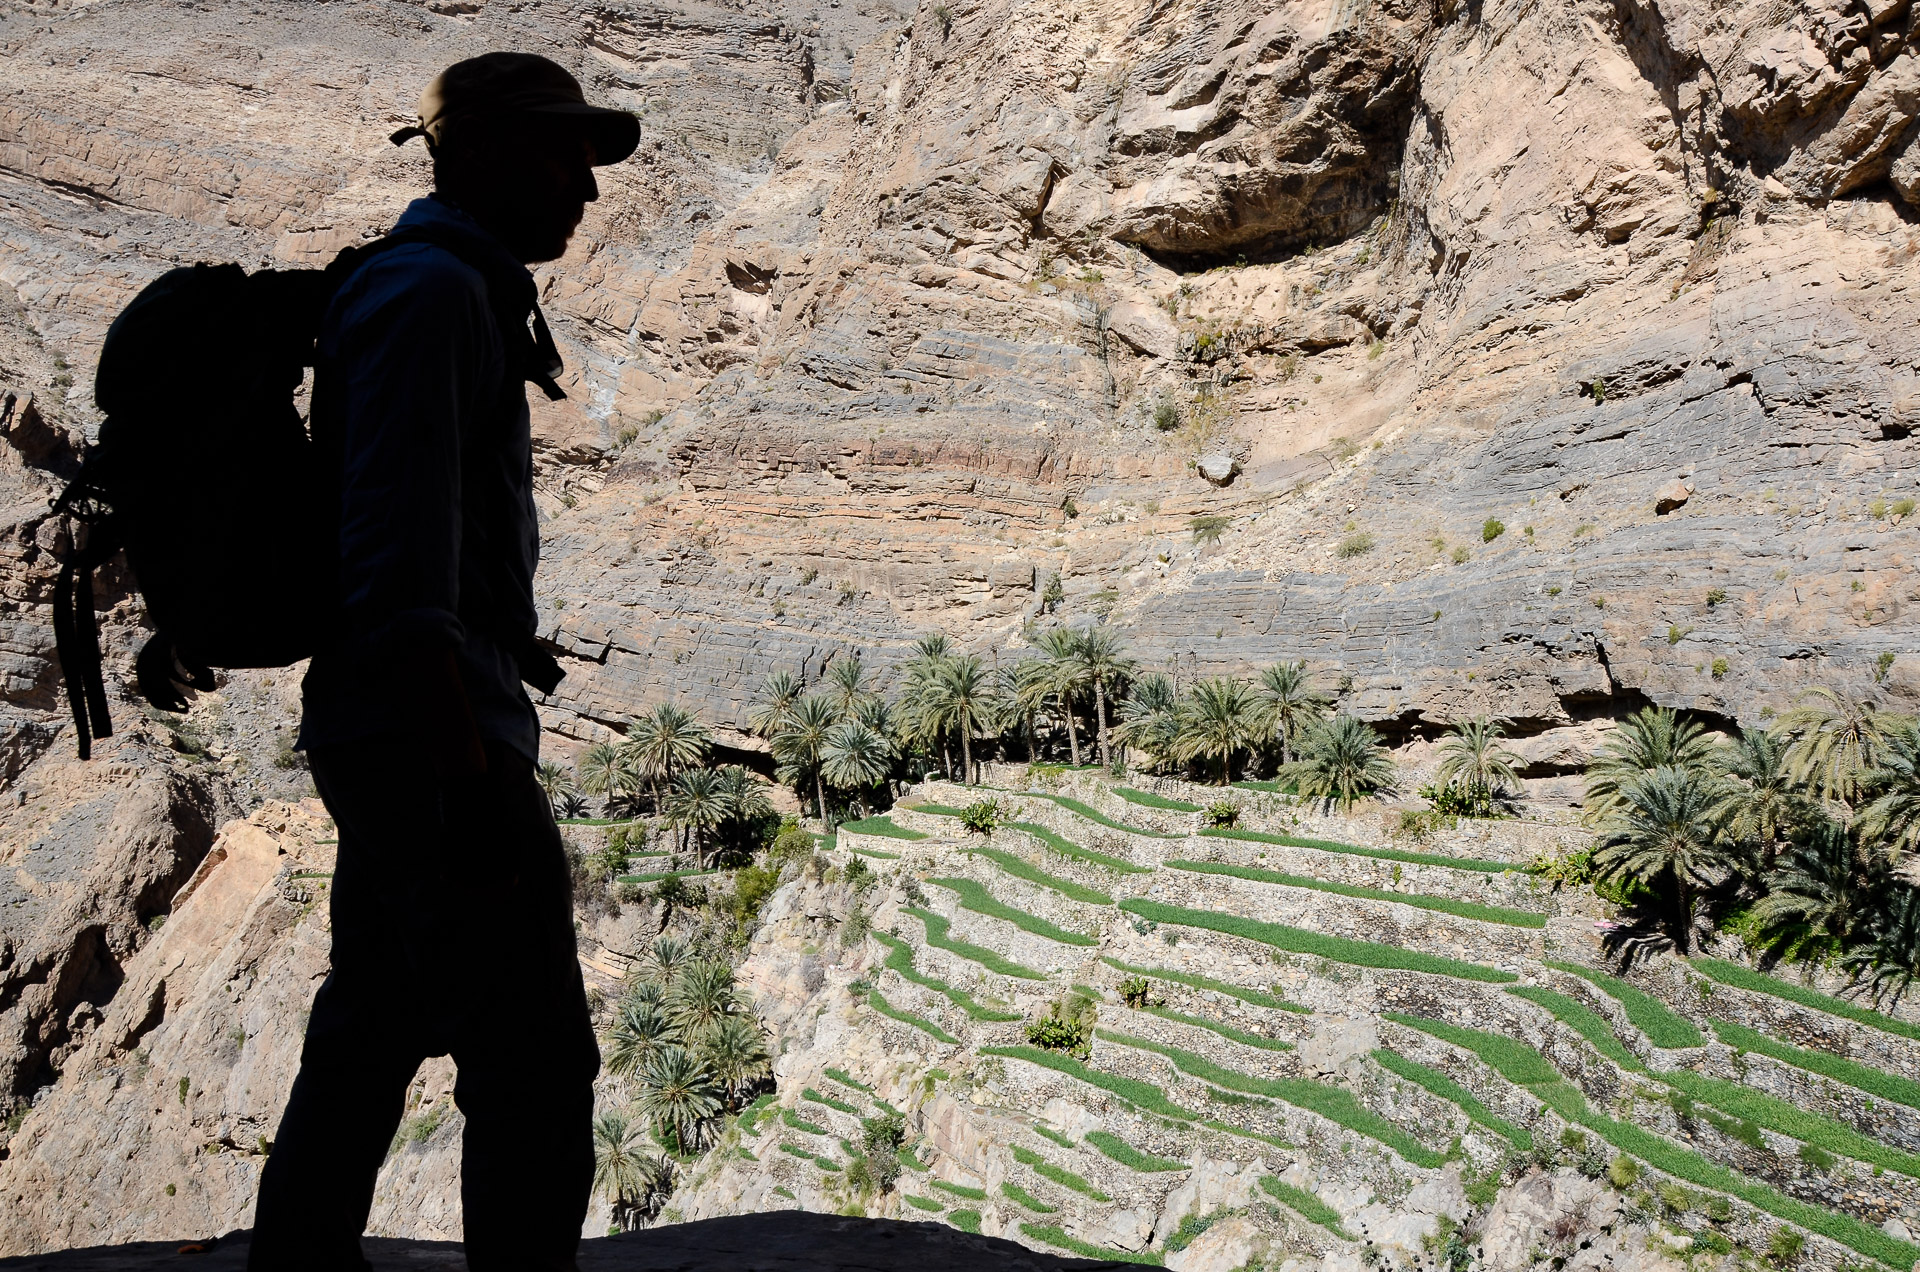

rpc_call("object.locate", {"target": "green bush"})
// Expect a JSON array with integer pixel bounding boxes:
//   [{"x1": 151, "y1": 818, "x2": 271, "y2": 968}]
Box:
[
  {"x1": 1544, "y1": 962, "x2": 1703, "y2": 1048},
  {"x1": 869, "y1": 930, "x2": 1023, "y2": 1020},
  {"x1": 1204, "y1": 800, "x2": 1241, "y2": 828},
  {"x1": 927, "y1": 877, "x2": 1097, "y2": 945},
  {"x1": 867, "y1": 989, "x2": 958, "y2": 1044},
  {"x1": 1121, "y1": 899, "x2": 1519, "y2": 983},
  {"x1": 1085, "y1": 1129, "x2": 1186, "y2": 1172},
  {"x1": 1026, "y1": 1002, "x2": 1092, "y2": 1059},
  {"x1": 903, "y1": 906, "x2": 1048, "y2": 980},
  {"x1": 1114, "y1": 787, "x2": 1201, "y2": 812},
  {"x1": 1505, "y1": 985, "x2": 1645, "y2": 1071},
  {"x1": 1007, "y1": 821, "x2": 1153, "y2": 873},
  {"x1": 1336, "y1": 532, "x2": 1376, "y2": 559},
  {"x1": 1101, "y1": 956, "x2": 1310, "y2": 1012},
  {"x1": 1166, "y1": 858, "x2": 1548, "y2": 928},
  {"x1": 1483, "y1": 519, "x2": 1505, "y2": 542},
  {"x1": 1371, "y1": 1047, "x2": 1532, "y2": 1149},
  {"x1": 1710, "y1": 1019, "x2": 1920, "y2": 1110},
  {"x1": 958, "y1": 800, "x2": 1001, "y2": 837},
  {"x1": 1012, "y1": 1144, "x2": 1109, "y2": 1200},
  {"x1": 1001, "y1": 1180, "x2": 1058, "y2": 1211},
  {"x1": 1691, "y1": 957, "x2": 1920, "y2": 1042},
  {"x1": 1098, "y1": 1029, "x2": 1446, "y2": 1167},
  {"x1": 1198, "y1": 826, "x2": 1514, "y2": 873},
  {"x1": 1608, "y1": 1153, "x2": 1639, "y2": 1189},
  {"x1": 964, "y1": 844, "x2": 1112, "y2": 904},
  {"x1": 1258, "y1": 1176, "x2": 1353, "y2": 1238}
]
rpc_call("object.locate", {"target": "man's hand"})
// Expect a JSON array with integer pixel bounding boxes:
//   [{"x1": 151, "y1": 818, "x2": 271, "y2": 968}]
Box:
[{"x1": 404, "y1": 647, "x2": 488, "y2": 778}]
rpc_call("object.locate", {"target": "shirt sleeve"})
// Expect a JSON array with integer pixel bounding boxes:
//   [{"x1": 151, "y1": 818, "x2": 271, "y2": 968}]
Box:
[{"x1": 326, "y1": 248, "x2": 496, "y2": 660}]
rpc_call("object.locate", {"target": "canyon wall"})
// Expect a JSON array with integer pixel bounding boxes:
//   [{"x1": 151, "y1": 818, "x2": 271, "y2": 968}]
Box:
[{"x1": 1, "y1": 0, "x2": 1919, "y2": 1253}]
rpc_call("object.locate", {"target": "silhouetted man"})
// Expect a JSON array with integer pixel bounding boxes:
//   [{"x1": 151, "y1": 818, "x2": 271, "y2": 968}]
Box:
[{"x1": 248, "y1": 54, "x2": 636, "y2": 1272}]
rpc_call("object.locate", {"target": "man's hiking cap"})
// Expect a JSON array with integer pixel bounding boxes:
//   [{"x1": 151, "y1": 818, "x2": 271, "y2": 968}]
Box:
[{"x1": 389, "y1": 52, "x2": 639, "y2": 165}]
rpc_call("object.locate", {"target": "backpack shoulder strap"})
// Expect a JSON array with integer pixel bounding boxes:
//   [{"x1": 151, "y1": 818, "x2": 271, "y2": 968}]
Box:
[{"x1": 323, "y1": 230, "x2": 566, "y2": 401}]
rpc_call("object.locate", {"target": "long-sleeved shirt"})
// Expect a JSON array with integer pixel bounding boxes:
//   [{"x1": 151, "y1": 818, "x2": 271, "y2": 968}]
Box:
[{"x1": 297, "y1": 195, "x2": 542, "y2": 761}]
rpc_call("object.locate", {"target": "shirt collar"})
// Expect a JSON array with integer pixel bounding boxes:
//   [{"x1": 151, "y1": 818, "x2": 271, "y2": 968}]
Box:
[{"x1": 393, "y1": 195, "x2": 536, "y2": 312}]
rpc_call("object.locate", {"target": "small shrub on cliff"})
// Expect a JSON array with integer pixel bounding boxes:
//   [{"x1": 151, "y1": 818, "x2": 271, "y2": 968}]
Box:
[
  {"x1": 1119, "y1": 976, "x2": 1151, "y2": 1008},
  {"x1": 1336, "y1": 531, "x2": 1375, "y2": 559},
  {"x1": 1482, "y1": 518, "x2": 1505, "y2": 542},
  {"x1": 1451, "y1": 546, "x2": 1470, "y2": 565},
  {"x1": 1190, "y1": 515, "x2": 1231, "y2": 545},
  {"x1": 1152, "y1": 397, "x2": 1180, "y2": 431},
  {"x1": 1204, "y1": 800, "x2": 1240, "y2": 828}
]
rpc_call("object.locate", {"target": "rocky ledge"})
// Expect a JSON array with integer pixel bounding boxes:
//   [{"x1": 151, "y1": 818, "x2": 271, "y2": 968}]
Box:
[{"x1": 0, "y1": 1213, "x2": 1118, "y2": 1271}]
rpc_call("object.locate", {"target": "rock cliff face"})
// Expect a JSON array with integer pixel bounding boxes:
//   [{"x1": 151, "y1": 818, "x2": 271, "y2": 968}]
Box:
[{"x1": 1, "y1": 0, "x2": 1917, "y2": 766}]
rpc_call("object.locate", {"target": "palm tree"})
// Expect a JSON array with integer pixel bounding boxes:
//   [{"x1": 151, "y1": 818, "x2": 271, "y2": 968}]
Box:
[
  {"x1": 1251, "y1": 660, "x2": 1329, "y2": 767},
  {"x1": 1857, "y1": 721, "x2": 1920, "y2": 869},
  {"x1": 667, "y1": 767, "x2": 731, "y2": 865},
  {"x1": 633, "y1": 1045, "x2": 722, "y2": 1152},
  {"x1": 1115, "y1": 672, "x2": 1179, "y2": 771},
  {"x1": 1775, "y1": 686, "x2": 1902, "y2": 804},
  {"x1": 1592, "y1": 765, "x2": 1736, "y2": 952},
  {"x1": 1008, "y1": 656, "x2": 1057, "y2": 763},
  {"x1": 1171, "y1": 677, "x2": 1259, "y2": 784},
  {"x1": 1035, "y1": 627, "x2": 1088, "y2": 766},
  {"x1": 918, "y1": 654, "x2": 997, "y2": 785},
  {"x1": 1435, "y1": 717, "x2": 1523, "y2": 816},
  {"x1": 823, "y1": 654, "x2": 877, "y2": 718},
  {"x1": 593, "y1": 1112, "x2": 668, "y2": 1232},
  {"x1": 623, "y1": 703, "x2": 713, "y2": 811},
  {"x1": 822, "y1": 719, "x2": 894, "y2": 816},
  {"x1": 698, "y1": 1013, "x2": 773, "y2": 1101},
  {"x1": 1718, "y1": 728, "x2": 1807, "y2": 874},
  {"x1": 604, "y1": 999, "x2": 673, "y2": 1077},
  {"x1": 715, "y1": 765, "x2": 774, "y2": 837},
  {"x1": 748, "y1": 670, "x2": 803, "y2": 738},
  {"x1": 1841, "y1": 884, "x2": 1920, "y2": 1009},
  {"x1": 771, "y1": 694, "x2": 839, "y2": 825},
  {"x1": 665, "y1": 959, "x2": 743, "y2": 1042},
  {"x1": 1583, "y1": 706, "x2": 1716, "y2": 823},
  {"x1": 1285, "y1": 714, "x2": 1396, "y2": 809},
  {"x1": 1068, "y1": 626, "x2": 1136, "y2": 770},
  {"x1": 576, "y1": 742, "x2": 627, "y2": 816},
  {"x1": 899, "y1": 634, "x2": 954, "y2": 776},
  {"x1": 1749, "y1": 817, "x2": 1877, "y2": 957},
  {"x1": 536, "y1": 760, "x2": 574, "y2": 816},
  {"x1": 645, "y1": 934, "x2": 693, "y2": 982}
]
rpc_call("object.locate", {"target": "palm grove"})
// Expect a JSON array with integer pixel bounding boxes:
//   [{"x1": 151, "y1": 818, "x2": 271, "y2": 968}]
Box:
[{"x1": 567, "y1": 627, "x2": 1920, "y2": 1221}]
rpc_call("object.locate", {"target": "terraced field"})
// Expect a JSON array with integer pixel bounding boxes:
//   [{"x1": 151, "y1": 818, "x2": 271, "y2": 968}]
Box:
[{"x1": 712, "y1": 773, "x2": 1920, "y2": 1270}]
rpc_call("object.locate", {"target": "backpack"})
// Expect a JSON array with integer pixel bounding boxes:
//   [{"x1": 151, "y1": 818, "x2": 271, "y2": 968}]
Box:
[{"x1": 51, "y1": 229, "x2": 567, "y2": 760}]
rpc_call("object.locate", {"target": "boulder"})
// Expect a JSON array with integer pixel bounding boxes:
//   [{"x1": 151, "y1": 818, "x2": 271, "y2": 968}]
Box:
[
  {"x1": 1653, "y1": 479, "x2": 1694, "y2": 514},
  {"x1": 1196, "y1": 453, "x2": 1241, "y2": 486}
]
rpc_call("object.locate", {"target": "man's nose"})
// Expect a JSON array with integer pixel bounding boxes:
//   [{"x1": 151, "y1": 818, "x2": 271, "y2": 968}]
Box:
[{"x1": 577, "y1": 164, "x2": 599, "y2": 204}]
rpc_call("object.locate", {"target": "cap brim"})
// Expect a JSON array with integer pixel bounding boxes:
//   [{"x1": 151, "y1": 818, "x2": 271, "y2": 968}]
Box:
[{"x1": 528, "y1": 103, "x2": 640, "y2": 165}]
